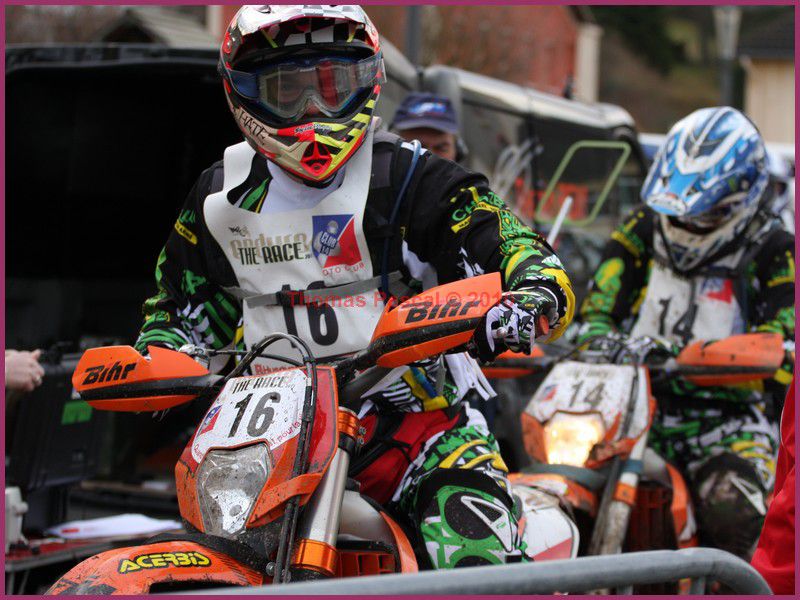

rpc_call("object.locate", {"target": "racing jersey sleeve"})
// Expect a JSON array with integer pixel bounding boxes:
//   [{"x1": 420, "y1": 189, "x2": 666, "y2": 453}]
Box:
[
  {"x1": 402, "y1": 153, "x2": 575, "y2": 340},
  {"x1": 135, "y1": 164, "x2": 242, "y2": 354},
  {"x1": 668, "y1": 226, "x2": 796, "y2": 397},
  {"x1": 577, "y1": 206, "x2": 653, "y2": 343},
  {"x1": 752, "y1": 229, "x2": 795, "y2": 386}
]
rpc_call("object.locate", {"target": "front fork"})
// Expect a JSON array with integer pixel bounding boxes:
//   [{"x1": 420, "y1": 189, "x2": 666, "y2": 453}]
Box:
[
  {"x1": 290, "y1": 407, "x2": 360, "y2": 579},
  {"x1": 588, "y1": 431, "x2": 649, "y2": 556}
]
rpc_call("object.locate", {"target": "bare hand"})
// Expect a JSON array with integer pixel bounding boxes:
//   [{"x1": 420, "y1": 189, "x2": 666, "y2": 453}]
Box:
[{"x1": 5, "y1": 349, "x2": 45, "y2": 392}]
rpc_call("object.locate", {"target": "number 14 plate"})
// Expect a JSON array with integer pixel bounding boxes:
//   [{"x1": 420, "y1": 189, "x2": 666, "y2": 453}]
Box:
[{"x1": 524, "y1": 360, "x2": 650, "y2": 436}]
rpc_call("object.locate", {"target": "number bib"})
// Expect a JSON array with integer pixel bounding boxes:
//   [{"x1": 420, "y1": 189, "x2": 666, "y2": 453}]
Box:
[
  {"x1": 205, "y1": 127, "x2": 385, "y2": 370},
  {"x1": 629, "y1": 261, "x2": 745, "y2": 344},
  {"x1": 191, "y1": 370, "x2": 308, "y2": 463}
]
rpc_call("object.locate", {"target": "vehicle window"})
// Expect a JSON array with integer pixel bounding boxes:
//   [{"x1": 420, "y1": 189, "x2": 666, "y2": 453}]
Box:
[
  {"x1": 459, "y1": 101, "x2": 533, "y2": 217},
  {"x1": 535, "y1": 141, "x2": 631, "y2": 231},
  {"x1": 609, "y1": 149, "x2": 646, "y2": 218}
]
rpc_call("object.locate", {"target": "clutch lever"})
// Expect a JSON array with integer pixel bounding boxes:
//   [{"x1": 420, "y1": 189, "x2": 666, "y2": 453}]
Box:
[{"x1": 339, "y1": 365, "x2": 396, "y2": 412}]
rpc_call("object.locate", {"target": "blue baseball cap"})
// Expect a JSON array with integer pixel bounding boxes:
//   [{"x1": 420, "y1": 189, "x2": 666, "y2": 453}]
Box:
[{"x1": 390, "y1": 92, "x2": 459, "y2": 135}]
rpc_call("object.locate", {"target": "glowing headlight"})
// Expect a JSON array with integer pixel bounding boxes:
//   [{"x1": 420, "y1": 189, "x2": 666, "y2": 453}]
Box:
[
  {"x1": 544, "y1": 412, "x2": 605, "y2": 467},
  {"x1": 196, "y1": 444, "x2": 272, "y2": 538}
]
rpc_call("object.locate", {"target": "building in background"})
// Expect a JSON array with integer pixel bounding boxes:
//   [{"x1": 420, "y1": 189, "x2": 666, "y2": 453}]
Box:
[
  {"x1": 201, "y1": 6, "x2": 602, "y2": 103},
  {"x1": 365, "y1": 6, "x2": 603, "y2": 103},
  {"x1": 94, "y1": 6, "x2": 215, "y2": 47},
  {"x1": 739, "y1": 14, "x2": 794, "y2": 144},
  {"x1": 6, "y1": 5, "x2": 793, "y2": 138}
]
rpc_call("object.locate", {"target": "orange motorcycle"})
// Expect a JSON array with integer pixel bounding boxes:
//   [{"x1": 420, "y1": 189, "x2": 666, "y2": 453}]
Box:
[
  {"x1": 48, "y1": 274, "x2": 508, "y2": 594},
  {"x1": 489, "y1": 332, "x2": 785, "y2": 565}
]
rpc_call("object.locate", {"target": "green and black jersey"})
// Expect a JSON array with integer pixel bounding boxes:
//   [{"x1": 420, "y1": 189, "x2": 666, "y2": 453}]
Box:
[
  {"x1": 580, "y1": 205, "x2": 795, "y2": 399},
  {"x1": 136, "y1": 133, "x2": 575, "y2": 398}
]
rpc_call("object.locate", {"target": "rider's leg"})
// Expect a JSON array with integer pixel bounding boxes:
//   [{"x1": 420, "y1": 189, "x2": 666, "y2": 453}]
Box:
[
  {"x1": 392, "y1": 406, "x2": 527, "y2": 569},
  {"x1": 692, "y1": 451, "x2": 770, "y2": 559},
  {"x1": 651, "y1": 403, "x2": 777, "y2": 559},
  {"x1": 694, "y1": 407, "x2": 776, "y2": 559}
]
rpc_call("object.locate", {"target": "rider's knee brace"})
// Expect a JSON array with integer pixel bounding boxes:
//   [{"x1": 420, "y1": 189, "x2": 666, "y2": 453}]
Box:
[
  {"x1": 413, "y1": 467, "x2": 524, "y2": 569},
  {"x1": 692, "y1": 452, "x2": 767, "y2": 559}
]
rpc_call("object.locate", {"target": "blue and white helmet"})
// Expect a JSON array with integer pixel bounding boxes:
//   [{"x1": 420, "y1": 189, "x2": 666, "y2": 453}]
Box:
[{"x1": 641, "y1": 107, "x2": 769, "y2": 272}]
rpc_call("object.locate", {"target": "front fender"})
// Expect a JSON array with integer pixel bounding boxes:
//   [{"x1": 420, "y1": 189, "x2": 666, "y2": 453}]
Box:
[{"x1": 47, "y1": 540, "x2": 264, "y2": 595}]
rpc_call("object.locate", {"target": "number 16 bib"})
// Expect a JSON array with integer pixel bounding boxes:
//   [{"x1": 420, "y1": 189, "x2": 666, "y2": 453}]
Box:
[{"x1": 204, "y1": 127, "x2": 385, "y2": 371}]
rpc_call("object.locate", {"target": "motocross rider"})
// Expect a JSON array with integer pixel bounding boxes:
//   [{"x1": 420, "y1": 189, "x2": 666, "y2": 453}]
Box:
[
  {"x1": 136, "y1": 6, "x2": 574, "y2": 569},
  {"x1": 578, "y1": 107, "x2": 795, "y2": 558}
]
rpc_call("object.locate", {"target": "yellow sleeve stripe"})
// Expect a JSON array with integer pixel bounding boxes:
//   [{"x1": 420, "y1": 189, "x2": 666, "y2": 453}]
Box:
[
  {"x1": 503, "y1": 248, "x2": 536, "y2": 281},
  {"x1": 542, "y1": 267, "x2": 576, "y2": 341},
  {"x1": 611, "y1": 230, "x2": 641, "y2": 258}
]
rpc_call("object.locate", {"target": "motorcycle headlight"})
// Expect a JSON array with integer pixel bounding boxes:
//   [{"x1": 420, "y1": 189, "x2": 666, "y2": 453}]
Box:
[
  {"x1": 196, "y1": 444, "x2": 272, "y2": 538},
  {"x1": 544, "y1": 412, "x2": 605, "y2": 467}
]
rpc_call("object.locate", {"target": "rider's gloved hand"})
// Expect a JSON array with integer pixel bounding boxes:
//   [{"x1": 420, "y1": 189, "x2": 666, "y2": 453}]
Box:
[
  {"x1": 136, "y1": 343, "x2": 211, "y2": 370},
  {"x1": 578, "y1": 330, "x2": 677, "y2": 365},
  {"x1": 618, "y1": 335, "x2": 677, "y2": 364},
  {"x1": 579, "y1": 329, "x2": 626, "y2": 361},
  {"x1": 470, "y1": 287, "x2": 556, "y2": 362}
]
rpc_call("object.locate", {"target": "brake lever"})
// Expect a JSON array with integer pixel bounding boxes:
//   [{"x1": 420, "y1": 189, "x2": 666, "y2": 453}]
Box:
[{"x1": 178, "y1": 344, "x2": 212, "y2": 370}]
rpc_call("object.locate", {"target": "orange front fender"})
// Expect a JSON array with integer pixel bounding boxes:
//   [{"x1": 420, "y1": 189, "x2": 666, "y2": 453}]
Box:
[{"x1": 47, "y1": 540, "x2": 264, "y2": 595}]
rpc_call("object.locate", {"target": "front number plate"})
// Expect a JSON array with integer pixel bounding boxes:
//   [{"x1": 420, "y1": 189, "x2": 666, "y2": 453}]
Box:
[{"x1": 191, "y1": 370, "x2": 307, "y2": 462}]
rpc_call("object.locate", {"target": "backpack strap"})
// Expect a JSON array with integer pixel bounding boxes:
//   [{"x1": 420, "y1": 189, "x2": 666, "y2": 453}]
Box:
[
  {"x1": 210, "y1": 164, "x2": 224, "y2": 194},
  {"x1": 381, "y1": 139, "x2": 422, "y2": 299},
  {"x1": 224, "y1": 272, "x2": 403, "y2": 308}
]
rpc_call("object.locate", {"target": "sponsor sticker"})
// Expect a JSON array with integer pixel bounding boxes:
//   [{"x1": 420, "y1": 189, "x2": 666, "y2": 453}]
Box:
[
  {"x1": 81, "y1": 362, "x2": 136, "y2": 385},
  {"x1": 311, "y1": 214, "x2": 362, "y2": 269},
  {"x1": 118, "y1": 551, "x2": 211, "y2": 574},
  {"x1": 174, "y1": 221, "x2": 198, "y2": 245}
]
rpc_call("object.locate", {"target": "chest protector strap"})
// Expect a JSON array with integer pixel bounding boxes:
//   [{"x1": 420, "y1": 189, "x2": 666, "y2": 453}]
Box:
[
  {"x1": 380, "y1": 139, "x2": 422, "y2": 298},
  {"x1": 226, "y1": 271, "x2": 403, "y2": 308}
]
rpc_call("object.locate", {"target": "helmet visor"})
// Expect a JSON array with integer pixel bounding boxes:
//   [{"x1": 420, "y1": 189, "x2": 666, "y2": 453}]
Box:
[
  {"x1": 671, "y1": 192, "x2": 748, "y2": 233},
  {"x1": 228, "y1": 53, "x2": 384, "y2": 122}
]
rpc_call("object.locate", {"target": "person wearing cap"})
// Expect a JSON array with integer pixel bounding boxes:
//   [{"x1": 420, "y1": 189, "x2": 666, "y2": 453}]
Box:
[{"x1": 390, "y1": 92, "x2": 464, "y2": 162}]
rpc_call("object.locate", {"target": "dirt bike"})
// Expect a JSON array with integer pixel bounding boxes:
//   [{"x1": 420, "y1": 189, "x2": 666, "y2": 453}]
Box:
[
  {"x1": 487, "y1": 332, "x2": 785, "y2": 573},
  {"x1": 47, "y1": 273, "x2": 562, "y2": 594}
]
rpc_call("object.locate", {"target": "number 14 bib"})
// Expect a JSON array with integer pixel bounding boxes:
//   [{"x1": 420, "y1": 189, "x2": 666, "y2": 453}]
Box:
[{"x1": 629, "y1": 261, "x2": 745, "y2": 343}]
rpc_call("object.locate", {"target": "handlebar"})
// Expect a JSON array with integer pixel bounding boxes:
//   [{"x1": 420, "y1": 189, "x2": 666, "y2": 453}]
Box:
[{"x1": 485, "y1": 332, "x2": 780, "y2": 384}]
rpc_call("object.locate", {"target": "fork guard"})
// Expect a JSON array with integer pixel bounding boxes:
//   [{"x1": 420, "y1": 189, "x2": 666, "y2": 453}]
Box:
[{"x1": 46, "y1": 540, "x2": 264, "y2": 595}]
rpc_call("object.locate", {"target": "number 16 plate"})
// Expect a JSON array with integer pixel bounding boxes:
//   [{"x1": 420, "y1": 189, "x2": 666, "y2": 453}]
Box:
[{"x1": 191, "y1": 370, "x2": 308, "y2": 462}]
